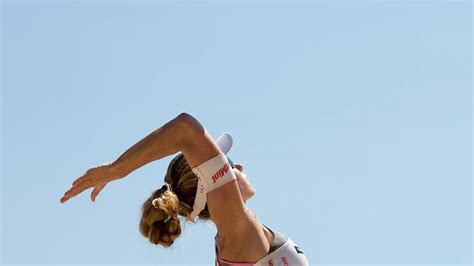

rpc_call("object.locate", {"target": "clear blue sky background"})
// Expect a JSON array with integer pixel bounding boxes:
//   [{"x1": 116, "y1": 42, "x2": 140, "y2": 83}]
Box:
[{"x1": 1, "y1": 1, "x2": 471, "y2": 265}]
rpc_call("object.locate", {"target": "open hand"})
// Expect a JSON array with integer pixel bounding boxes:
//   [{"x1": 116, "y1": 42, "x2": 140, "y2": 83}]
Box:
[{"x1": 60, "y1": 162, "x2": 122, "y2": 204}]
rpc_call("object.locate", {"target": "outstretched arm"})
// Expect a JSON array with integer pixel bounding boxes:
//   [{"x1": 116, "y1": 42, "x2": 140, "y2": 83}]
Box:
[
  {"x1": 109, "y1": 113, "x2": 195, "y2": 178},
  {"x1": 61, "y1": 113, "x2": 212, "y2": 203},
  {"x1": 60, "y1": 113, "x2": 255, "y2": 243}
]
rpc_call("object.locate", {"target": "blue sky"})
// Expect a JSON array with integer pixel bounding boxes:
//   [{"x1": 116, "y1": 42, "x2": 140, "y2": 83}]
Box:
[{"x1": 1, "y1": 1, "x2": 471, "y2": 265}]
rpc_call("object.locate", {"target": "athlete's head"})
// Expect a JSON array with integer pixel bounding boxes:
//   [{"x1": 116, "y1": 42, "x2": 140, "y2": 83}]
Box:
[{"x1": 139, "y1": 152, "x2": 254, "y2": 248}]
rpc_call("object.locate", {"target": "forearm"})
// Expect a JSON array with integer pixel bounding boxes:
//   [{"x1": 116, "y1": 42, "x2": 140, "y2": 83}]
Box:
[{"x1": 110, "y1": 113, "x2": 195, "y2": 178}]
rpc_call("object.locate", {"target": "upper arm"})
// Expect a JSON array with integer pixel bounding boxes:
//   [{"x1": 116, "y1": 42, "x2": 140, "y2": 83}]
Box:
[
  {"x1": 177, "y1": 113, "x2": 249, "y2": 234},
  {"x1": 177, "y1": 112, "x2": 223, "y2": 168}
]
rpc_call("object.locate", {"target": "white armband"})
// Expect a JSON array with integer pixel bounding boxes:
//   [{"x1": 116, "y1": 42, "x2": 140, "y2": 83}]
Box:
[{"x1": 188, "y1": 153, "x2": 237, "y2": 222}]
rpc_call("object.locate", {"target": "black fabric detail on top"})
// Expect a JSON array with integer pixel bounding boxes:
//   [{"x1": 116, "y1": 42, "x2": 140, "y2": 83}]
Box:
[
  {"x1": 294, "y1": 245, "x2": 304, "y2": 254},
  {"x1": 263, "y1": 224, "x2": 288, "y2": 254}
]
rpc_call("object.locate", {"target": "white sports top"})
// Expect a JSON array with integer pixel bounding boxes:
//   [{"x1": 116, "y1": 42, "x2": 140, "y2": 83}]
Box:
[{"x1": 215, "y1": 225, "x2": 309, "y2": 266}]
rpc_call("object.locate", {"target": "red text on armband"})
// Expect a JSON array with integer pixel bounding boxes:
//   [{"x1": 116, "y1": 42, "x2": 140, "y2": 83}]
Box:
[{"x1": 211, "y1": 163, "x2": 230, "y2": 183}]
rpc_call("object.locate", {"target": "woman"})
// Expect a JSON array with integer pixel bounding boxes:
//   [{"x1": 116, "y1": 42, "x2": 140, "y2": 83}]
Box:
[{"x1": 60, "y1": 113, "x2": 309, "y2": 266}]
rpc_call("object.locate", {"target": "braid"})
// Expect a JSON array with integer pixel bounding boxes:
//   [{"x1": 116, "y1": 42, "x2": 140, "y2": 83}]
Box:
[
  {"x1": 139, "y1": 183, "x2": 181, "y2": 247},
  {"x1": 139, "y1": 153, "x2": 211, "y2": 248}
]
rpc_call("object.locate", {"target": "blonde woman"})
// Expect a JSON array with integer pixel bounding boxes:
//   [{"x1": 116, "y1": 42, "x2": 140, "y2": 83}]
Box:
[{"x1": 60, "y1": 113, "x2": 309, "y2": 266}]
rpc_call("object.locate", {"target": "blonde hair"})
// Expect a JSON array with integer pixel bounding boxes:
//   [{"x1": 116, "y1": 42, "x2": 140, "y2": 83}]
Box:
[{"x1": 139, "y1": 153, "x2": 211, "y2": 247}]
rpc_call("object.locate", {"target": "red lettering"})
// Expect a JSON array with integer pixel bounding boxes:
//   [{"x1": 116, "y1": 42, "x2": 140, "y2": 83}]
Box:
[{"x1": 211, "y1": 163, "x2": 230, "y2": 183}]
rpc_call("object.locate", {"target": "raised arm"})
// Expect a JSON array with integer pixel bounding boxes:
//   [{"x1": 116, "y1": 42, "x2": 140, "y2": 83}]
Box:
[
  {"x1": 110, "y1": 112, "x2": 249, "y2": 234},
  {"x1": 60, "y1": 112, "x2": 264, "y2": 256},
  {"x1": 109, "y1": 113, "x2": 199, "y2": 177},
  {"x1": 60, "y1": 113, "x2": 245, "y2": 219},
  {"x1": 61, "y1": 113, "x2": 193, "y2": 203}
]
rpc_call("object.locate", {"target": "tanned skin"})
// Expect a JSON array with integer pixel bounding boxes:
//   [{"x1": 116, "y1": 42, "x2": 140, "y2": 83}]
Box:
[{"x1": 60, "y1": 113, "x2": 271, "y2": 263}]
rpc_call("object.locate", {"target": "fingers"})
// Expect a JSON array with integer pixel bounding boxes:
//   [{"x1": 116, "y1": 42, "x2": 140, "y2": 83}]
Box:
[
  {"x1": 61, "y1": 165, "x2": 112, "y2": 204},
  {"x1": 71, "y1": 177, "x2": 92, "y2": 191},
  {"x1": 72, "y1": 172, "x2": 89, "y2": 186},
  {"x1": 60, "y1": 181, "x2": 93, "y2": 204},
  {"x1": 235, "y1": 163, "x2": 244, "y2": 172},
  {"x1": 72, "y1": 165, "x2": 110, "y2": 186},
  {"x1": 91, "y1": 183, "x2": 106, "y2": 202},
  {"x1": 60, "y1": 195, "x2": 69, "y2": 204},
  {"x1": 61, "y1": 180, "x2": 107, "y2": 204}
]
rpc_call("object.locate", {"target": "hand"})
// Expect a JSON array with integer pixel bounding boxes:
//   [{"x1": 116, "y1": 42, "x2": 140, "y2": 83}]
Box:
[{"x1": 60, "y1": 162, "x2": 122, "y2": 204}]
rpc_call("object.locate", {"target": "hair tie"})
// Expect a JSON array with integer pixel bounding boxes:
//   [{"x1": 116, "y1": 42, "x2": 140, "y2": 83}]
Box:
[{"x1": 161, "y1": 184, "x2": 168, "y2": 191}]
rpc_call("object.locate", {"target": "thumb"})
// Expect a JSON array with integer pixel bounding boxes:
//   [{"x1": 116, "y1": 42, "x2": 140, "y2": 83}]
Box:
[{"x1": 91, "y1": 183, "x2": 106, "y2": 202}]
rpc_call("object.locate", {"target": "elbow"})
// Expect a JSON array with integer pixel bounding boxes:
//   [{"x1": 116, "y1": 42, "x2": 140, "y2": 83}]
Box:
[
  {"x1": 176, "y1": 113, "x2": 205, "y2": 133},
  {"x1": 174, "y1": 112, "x2": 206, "y2": 146},
  {"x1": 176, "y1": 112, "x2": 195, "y2": 124}
]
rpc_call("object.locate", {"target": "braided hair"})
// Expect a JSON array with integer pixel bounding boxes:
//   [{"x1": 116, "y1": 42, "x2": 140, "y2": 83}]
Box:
[{"x1": 139, "y1": 153, "x2": 211, "y2": 247}]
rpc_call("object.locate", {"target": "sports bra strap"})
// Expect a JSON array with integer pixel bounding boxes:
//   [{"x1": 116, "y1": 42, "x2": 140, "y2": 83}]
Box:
[{"x1": 262, "y1": 224, "x2": 288, "y2": 253}]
